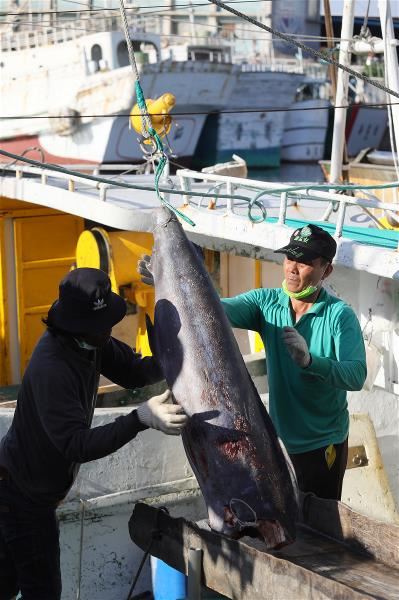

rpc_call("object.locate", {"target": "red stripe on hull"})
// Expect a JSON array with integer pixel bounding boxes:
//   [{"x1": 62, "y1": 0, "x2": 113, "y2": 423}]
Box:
[{"x1": 0, "y1": 136, "x2": 96, "y2": 167}]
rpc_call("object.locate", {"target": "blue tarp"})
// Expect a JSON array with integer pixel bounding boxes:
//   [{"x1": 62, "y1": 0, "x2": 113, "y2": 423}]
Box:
[{"x1": 267, "y1": 218, "x2": 399, "y2": 250}]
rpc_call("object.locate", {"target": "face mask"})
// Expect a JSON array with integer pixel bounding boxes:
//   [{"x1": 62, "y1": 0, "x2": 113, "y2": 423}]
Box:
[
  {"x1": 282, "y1": 279, "x2": 318, "y2": 299},
  {"x1": 74, "y1": 338, "x2": 97, "y2": 351}
]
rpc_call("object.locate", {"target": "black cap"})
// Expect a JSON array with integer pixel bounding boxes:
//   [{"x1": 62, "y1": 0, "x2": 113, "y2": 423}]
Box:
[
  {"x1": 47, "y1": 268, "x2": 126, "y2": 335},
  {"x1": 274, "y1": 224, "x2": 337, "y2": 263}
]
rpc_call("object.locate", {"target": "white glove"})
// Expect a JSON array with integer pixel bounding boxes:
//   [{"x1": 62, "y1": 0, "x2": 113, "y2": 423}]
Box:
[
  {"x1": 282, "y1": 327, "x2": 311, "y2": 368},
  {"x1": 137, "y1": 254, "x2": 154, "y2": 287},
  {"x1": 136, "y1": 389, "x2": 188, "y2": 435}
]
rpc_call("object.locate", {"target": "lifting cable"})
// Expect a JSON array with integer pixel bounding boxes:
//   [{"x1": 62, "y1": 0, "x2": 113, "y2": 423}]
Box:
[
  {"x1": 206, "y1": 0, "x2": 399, "y2": 101},
  {"x1": 118, "y1": 0, "x2": 195, "y2": 226}
]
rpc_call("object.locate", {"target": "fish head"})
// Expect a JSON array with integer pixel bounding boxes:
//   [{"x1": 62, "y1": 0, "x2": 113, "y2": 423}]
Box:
[{"x1": 217, "y1": 497, "x2": 296, "y2": 549}]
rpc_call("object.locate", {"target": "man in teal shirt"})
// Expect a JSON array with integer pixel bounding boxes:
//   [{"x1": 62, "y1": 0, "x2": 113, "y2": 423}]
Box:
[{"x1": 221, "y1": 224, "x2": 366, "y2": 499}]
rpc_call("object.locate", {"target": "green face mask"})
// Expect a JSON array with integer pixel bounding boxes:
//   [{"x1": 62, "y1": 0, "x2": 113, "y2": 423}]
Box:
[
  {"x1": 282, "y1": 279, "x2": 318, "y2": 299},
  {"x1": 74, "y1": 338, "x2": 97, "y2": 351}
]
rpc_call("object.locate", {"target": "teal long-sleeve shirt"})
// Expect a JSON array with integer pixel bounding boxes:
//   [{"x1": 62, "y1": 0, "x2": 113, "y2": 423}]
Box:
[{"x1": 221, "y1": 287, "x2": 367, "y2": 454}]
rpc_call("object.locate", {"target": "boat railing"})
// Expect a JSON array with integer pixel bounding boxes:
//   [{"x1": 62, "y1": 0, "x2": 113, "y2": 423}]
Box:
[
  {"x1": 240, "y1": 60, "x2": 302, "y2": 74},
  {"x1": 0, "y1": 11, "x2": 156, "y2": 52},
  {"x1": 1, "y1": 162, "x2": 150, "y2": 200},
  {"x1": 0, "y1": 15, "x2": 115, "y2": 52},
  {"x1": 1, "y1": 163, "x2": 398, "y2": 249},
  {"x1": 177, "y1": 169, "x2": 399, "y2": 246}
]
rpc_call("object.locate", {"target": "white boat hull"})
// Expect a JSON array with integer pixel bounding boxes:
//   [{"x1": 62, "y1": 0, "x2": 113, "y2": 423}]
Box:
[
  {"x1": 214, "y1": 71, "x2": 304, "y2": 168},
  {"x1": 281, "y1": 98, "x2": 330, "y2": 162}
]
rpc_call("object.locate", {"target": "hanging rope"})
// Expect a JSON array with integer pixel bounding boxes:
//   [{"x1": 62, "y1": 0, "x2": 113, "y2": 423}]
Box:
[
  {"x1": 206, "y1": 0, "x2": 399, "y2": 100},
  {"x1": 118, "y1": 0, "x2": 151, "y2": 140},
  {"x1": 360, "y1": 0, "x2": 371, "y2": 38},
  {"x1": 118, "y1": 0, "x2": 195, "y2": 226}
]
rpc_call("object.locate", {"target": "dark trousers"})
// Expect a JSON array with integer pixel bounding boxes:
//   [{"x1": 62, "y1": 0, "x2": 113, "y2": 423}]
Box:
[
  {"x1": 289, "y1": 438, "x2": 348, "y2": 500},
  {"x1": 0, "y1": 478, "x2": 61, "y2": 600}
]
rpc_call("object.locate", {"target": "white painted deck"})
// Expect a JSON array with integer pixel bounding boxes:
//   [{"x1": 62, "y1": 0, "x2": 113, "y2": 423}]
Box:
[{"x1": 1, "y1": 165, "x2": 398, "y2": 281}]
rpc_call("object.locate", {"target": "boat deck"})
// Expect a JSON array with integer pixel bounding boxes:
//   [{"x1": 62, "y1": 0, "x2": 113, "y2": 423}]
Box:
[{"x1": 1, "y1": 164, "x2": 399, "y2": 280}]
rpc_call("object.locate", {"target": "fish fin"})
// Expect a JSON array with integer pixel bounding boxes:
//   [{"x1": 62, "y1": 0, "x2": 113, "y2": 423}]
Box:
[
  {"x1": 145, "y1": 313, "x2": 157, "y2": 359},
  {"x1": 138, "y1": 254, "x2": 154, "y2": 286},
  {"x1": 142, "y1": 254, "x2": 153, "y2": 272}
]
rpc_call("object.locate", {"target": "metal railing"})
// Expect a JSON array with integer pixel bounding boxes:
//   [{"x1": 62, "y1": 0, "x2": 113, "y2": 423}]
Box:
[
  {"x1": 1, "y1": 162, "x2": 398, "y2": 250},
  {"x1": 177, "y1": 169, "x2": 399, "y2": 246}
]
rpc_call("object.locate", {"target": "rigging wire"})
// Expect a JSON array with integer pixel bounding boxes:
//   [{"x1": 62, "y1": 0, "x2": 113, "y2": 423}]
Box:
[
  {"x1": 1, "y1": 148, "x2": 399, "y2": 197},
  {"x1": 0, "y1": 16, "x2": 355, "y2": 44},
  {"x1": 2, "y1": 101, "x2": 399, "y2": 121},
  {"x1": 117, "y1": 0, "x2": 195, "y2": 226},
  {"x1": 0, "y1": 0, "x2": 263, "y2": 17},
  {"x1": 205, "y1": 0, "x2": 399, "y2": 100},
  {"x1": 0, "y1": 6, "x2": 359, "y2": 43}
]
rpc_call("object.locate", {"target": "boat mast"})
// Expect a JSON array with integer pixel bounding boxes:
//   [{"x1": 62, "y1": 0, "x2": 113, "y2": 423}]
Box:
[
  {"x1": 378, "y1": 0, "x2": 399, "y2": 163},
  {"x1": 328, "y1": 0, "x2": 355, "y2": 186}
]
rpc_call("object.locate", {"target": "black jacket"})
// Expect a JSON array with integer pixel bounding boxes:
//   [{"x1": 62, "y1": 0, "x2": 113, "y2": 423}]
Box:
[{"x1": 0, "y1": 330, "x2": 163, "y2": 506}]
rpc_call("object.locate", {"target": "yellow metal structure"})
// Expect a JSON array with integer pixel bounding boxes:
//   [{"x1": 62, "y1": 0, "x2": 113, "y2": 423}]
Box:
[
  {"x1": 130, "y1": 93, "x2": 176, "y2": 143},
  {"x1": 377, "y1": 216, "x2": 399, "y2": 230},
  {"x1": 14, "y1": 214, "x2": 84, "y2": 374},
  {"x1": 0, "y1": 220, "x2": 8, "y2": 384},
  {"x1": 0, "y1": 197, "x2": 84, "y2": 384},
  {"x1": 76, "y1": 228, "x2": 154, "y2": 355},
  {"x1": 254, "y1": 260, "x2": 265, "y2": 353}
]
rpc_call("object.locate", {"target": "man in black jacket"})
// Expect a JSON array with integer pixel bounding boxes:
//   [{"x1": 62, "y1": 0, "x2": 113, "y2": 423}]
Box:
[{"x1": 0, "y1": 268, "x2": 186, "y2": 600}]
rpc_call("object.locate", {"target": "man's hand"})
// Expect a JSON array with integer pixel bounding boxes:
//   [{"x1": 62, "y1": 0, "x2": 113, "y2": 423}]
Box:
[
  {"x1": 282, "y1": 327, "x2": 311, "y2": 368},
  {"x1": 138, "y1": 254, "x2": 154, "y2": 286},
  {"x1": 136, "y1": 389, "x2": 188, "y2": 435}
]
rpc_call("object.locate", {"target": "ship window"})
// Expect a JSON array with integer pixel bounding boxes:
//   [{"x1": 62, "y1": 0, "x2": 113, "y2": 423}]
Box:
[
  {"x1": 193, "y1": 51, "x2": 212, "y2": 61},
  {"x1": 91, "y1": 44, "x2": 103, "y2": 72},
  {"x1": 117, "y1": 41, "x2": 129, "y2": 67}
]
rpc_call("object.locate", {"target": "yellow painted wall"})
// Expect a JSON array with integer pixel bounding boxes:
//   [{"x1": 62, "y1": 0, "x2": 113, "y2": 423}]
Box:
[
  {"x1": 0, "y1": 221, "x2": 9, "y2": 384},
  {"x1": 0, "y1": 207, "x2": 84, "y2": 384},
  {"x1": 13, "y1": 214, "x2": 84, "y2": 376}
]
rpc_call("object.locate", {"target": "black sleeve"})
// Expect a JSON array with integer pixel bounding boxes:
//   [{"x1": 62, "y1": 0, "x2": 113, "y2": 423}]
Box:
[
  {"x1": 100, "y1": 336, "x2": 164, "y2": 388},
  {"x1": 33, "y1": 367, "x2": 149, "y2": 464}
]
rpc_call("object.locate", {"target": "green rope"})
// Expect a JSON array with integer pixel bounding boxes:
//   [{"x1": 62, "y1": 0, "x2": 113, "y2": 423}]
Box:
[
  {"x1": 251, "y1": 180, "x2": 399, "y2": 205},
  {"x1": 151, "y1": 128, "x2": 196, "y2": 227},
  {"x1": 134, "y1": 80, "x2": 195, "y2": 226},
  {"x1": 120, "y1": 0, "x2": 191, "y2": 225},
  {"x1": 1, "y1": 149, "x2": 397, "y2": 228},
  {"x1": 134, "y1": 84, "x2": 196, "y2": 226}
]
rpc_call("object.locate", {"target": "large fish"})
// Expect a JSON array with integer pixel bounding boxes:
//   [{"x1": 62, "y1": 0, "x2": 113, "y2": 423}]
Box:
[{"x1": 144, "y1": 207, "x2": 298, "y2": 548}]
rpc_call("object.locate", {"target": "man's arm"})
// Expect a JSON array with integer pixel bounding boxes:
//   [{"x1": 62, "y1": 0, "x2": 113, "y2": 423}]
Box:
[
  {"x1": 306, "y1": 308, "x2": 367, "y2": 390},
  {"x1": 221, "y1": 290, "x2": 263, "y2": 332},
  {"x1": 100, "y1": 336, "x2": 163, "y2": 389},
  {"x1": 34, "y1": 372, "x2": 185, "y2": 464},
  {"x1": 34, "y1": 370, "x2": 150, "y2": 463}
]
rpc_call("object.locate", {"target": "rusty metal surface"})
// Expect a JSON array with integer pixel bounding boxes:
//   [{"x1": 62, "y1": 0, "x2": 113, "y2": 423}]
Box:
[{"x1": 347, "y1": 445, "x2": 369, "y2": 469}]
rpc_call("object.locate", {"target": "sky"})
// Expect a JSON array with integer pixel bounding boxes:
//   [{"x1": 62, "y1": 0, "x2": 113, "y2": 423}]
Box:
[{"x1": 322, "y1": 0, "x2": 399, "y2": 17}]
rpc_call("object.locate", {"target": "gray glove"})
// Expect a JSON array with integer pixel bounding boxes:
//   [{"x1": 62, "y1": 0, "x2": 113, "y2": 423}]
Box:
[
  {"x1": 136, "y1": 389, "x2": 188, "y2": 435},
  {"x1": 282, "y1": 327, "x2": 311, "y2": 368},
  {"x1": 138, "y1": 254, "x2": 154, "y2": 286}
]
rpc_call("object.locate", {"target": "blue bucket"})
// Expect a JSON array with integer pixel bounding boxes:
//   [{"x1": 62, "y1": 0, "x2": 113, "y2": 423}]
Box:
[{"x1": 151, "y1": 556, "x2": 187, "y2": 600}]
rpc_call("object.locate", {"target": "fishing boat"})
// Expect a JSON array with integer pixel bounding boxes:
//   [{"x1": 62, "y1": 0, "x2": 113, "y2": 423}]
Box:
[
  {"x1": 0, "y1": 148, "x2": 398, "y2": 598},
  {"x1": 0, "y1": 13, "x2": 237, "y2": 166},
  {"x1": 0, "y1": 3, "x2": 319, "y2": 170},
  {"x1": 0, "y1": 2, "x2": 398, "y2": 599},
  {"x1": 281, "y1": 77, "x2": 331, "y2": 163}
]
